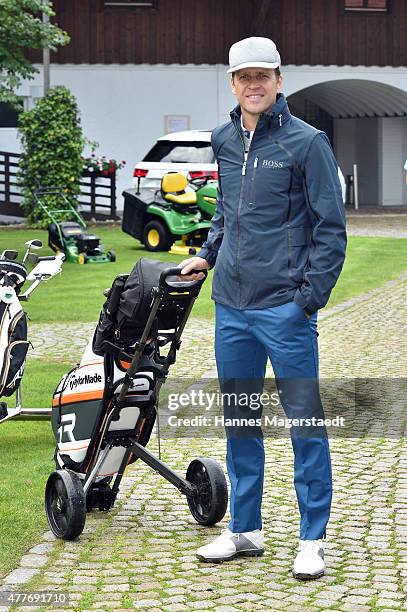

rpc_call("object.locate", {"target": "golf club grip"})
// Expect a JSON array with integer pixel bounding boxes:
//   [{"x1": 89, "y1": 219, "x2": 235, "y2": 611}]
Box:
[{"x1": 159, "y1": 267, "x2": 207, "y2": 288}]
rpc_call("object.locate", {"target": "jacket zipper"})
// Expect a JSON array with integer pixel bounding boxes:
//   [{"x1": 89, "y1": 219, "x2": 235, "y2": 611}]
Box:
[
  {"x1": 248, "y1": 156, "x2": 259, "y2": 207},
  {"x1": 286, "y1": 168, "x2": 294, "y2": 278},
  {"x1": 235, "y1": 123, "x2": 248, "y2": 308}
]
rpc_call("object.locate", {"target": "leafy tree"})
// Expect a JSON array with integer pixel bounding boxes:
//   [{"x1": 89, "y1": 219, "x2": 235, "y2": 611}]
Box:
[
  {"x1": 0, "y1": 0, "x2": 69, "y2": 108},
  {"x1": 18, "y1": 86, "x2": 84, "y2": 225}
]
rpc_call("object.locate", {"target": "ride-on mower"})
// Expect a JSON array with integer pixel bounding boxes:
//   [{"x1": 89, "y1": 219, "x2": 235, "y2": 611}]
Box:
[
  {"x1": 34, "y1": 188, "x2": 116, "y2": 264},
  {"x1": 194, "y1": 178, "x2": 217, "y2": 220},
  {"x1": 122, "y1": 172, "x2": 217, "y2": 253}
]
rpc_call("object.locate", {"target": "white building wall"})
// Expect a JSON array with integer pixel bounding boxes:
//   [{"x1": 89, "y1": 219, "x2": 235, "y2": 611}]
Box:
[
  {"x1": 0, "y1": 128, "x2": 20, "y2": 154},
  {"x1": 1, "y1": 63, "x2": 406, "y2": 209}
]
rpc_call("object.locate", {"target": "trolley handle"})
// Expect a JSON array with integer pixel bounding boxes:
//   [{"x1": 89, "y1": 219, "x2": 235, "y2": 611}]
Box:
[{"x1": 159, "y1": 267, "x2": 207, "y2": 290}]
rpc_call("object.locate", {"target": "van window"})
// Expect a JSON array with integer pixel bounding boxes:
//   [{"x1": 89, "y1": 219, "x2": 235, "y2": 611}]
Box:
[{"x1": 143, "y1": 141, "x2": 214, "y2": 164}]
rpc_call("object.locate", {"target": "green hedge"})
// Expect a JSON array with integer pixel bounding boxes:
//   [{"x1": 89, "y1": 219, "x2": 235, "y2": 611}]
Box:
[{"x1": 18, "y1": 86, "x2": 84, "y2": 226}]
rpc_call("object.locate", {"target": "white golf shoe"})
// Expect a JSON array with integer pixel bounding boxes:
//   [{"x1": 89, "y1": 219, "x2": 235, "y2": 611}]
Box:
[
  {"x1": 293, "y1": 539, "x2": 325, "y2": 580},
  {"x1": 196, "y1": 528, "x2": 264, "y2": 562}
]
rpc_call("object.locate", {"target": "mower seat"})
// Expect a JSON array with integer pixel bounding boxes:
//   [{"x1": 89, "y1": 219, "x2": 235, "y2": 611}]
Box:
[{"x1": 161, "y1": 172, "x2": 196, "y2": 205}]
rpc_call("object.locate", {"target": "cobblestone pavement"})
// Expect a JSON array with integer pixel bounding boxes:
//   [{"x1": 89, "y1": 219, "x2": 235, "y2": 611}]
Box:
[{"x1": 1, "y1": 274, "x2": 407, "y2": 611}]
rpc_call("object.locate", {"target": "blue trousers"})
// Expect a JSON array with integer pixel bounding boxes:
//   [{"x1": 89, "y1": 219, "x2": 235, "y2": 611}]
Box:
[{"x1": 215, "y1": 301, "x2": 332, "y2": 540}]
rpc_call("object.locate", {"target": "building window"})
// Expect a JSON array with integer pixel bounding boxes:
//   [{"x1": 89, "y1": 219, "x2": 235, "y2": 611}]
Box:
[
  {"x1": 345, "y1": 0, "x2": 388, "y2": 11},
  {"x1": 104, "y1": 1, "x2": 156, "y2": 7}
]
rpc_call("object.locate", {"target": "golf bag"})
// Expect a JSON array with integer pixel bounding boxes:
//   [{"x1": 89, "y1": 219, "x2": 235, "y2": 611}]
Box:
[
  {"x1": 51, "y1": 258, "x2": 190, "y2": 478},
  {"x1": 47, "y1": 257, "x2": 228, "y2": 540},
  {"x1": 93, "y1": 257, "x2": 181, "y2": 353},
  {"x1": 0, "y1": 261, "x2": 29, "y2": 398}
]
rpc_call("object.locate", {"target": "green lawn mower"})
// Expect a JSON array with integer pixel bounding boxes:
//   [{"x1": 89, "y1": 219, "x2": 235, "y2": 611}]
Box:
[
  {"x1": 192, "y1": 177, "x2": 217, "y2": 220},
  {"x1": 34, "y1": 188, "x2": 116, "y2": 264},
  {"x1": 122, "y1": 172, "x2": 218, "y2": 254}
]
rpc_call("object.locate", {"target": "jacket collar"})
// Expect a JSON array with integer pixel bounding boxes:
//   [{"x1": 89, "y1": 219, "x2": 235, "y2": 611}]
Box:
[{"x1": 230, "y1": 93, "x2": 291, "y2": 131}]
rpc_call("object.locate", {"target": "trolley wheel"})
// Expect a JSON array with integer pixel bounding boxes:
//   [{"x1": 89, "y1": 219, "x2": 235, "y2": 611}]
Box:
[
  {"x1": 143, "y1": 220, "x2": 173, "y2": 252},
  {"x1": 186, "y1": 458, "x2": 228, "y2": 526},
  {"x1": 107, "y1": 249, "x2": 116, "y2": 262},
  {"x1": 45, "y1": 470, "x2": 86, "y2": 540}
]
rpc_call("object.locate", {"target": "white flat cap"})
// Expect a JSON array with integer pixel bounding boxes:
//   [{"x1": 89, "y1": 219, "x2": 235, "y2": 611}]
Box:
[{"x1": 227, "y1": 37, "x2": 281, "y2": 73}]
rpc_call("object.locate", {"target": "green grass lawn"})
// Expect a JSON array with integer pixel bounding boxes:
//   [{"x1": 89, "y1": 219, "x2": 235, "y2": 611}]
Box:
[
  {"x1": 329, "y1": 235, "x2": 407, "y2": 305},
  {"x1": 0, "y1": 225, "x2": 406, "y2": 577},
  {"x1": 1, "y1": 226, "x2": 406, "y2": 323},
  {"x1": 0, "y1": 359, "x2": 71, "y2": 578}
]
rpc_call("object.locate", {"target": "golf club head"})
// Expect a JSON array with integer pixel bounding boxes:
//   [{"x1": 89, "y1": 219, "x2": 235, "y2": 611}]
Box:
[
  {"x1": 25, "y1": 240, "x2": 43, "y2": 250},
  {"x1": 27, "y1": 253, "x2": 39, "y2": 265},
  {"x1": 0, "y1": 250, "x2": 18, "y2": 261}
]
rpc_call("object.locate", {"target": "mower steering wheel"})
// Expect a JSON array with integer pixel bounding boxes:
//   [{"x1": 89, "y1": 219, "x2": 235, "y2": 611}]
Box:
[{"x1": 189, "y1": 176, "x2": 215, "y2": 188}]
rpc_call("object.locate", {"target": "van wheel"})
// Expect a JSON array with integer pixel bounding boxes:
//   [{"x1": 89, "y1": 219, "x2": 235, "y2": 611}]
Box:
[{"x1": 143, "y1": 220, "x2": 173, "y2": 252}]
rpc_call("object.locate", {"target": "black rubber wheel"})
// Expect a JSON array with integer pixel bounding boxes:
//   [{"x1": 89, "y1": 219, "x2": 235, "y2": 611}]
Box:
[
  {"x1": 186, "y1": 458, "x2": 228, "y2": 526},
  {"x1": 0, "y1": 403, "x2": 8, "y2": 420},
  {"x1": 107, "y1": 249, "x2": 116, "y2": 262},
  {"x1": 45, "y1": 470, "x2": 86, "y2": 540},
  {"x1": 143, "y1": 220, "x2": 173, "y2": 252}
]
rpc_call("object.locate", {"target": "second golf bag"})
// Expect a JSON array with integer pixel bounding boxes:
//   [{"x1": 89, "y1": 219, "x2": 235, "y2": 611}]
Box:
[{"x1": 0, "y1": 260, "x2": 29, "y2": 398}]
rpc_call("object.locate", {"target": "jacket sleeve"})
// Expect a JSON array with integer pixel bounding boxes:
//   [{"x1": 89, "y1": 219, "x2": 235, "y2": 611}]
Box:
[
  {"x1": 293, "y1": 132, "x2": 347, "y2": 315},
  {"x1": 196, "y1": 135, "x2": 224, "y2": 268}
]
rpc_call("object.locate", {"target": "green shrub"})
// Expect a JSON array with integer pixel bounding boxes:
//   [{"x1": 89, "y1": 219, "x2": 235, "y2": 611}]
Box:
[{"x1": 18, "y1": 86, "x2": 84, "y2": 226}]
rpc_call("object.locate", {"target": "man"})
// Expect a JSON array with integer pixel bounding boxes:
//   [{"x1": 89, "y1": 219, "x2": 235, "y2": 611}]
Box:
[{"x1": 180, "y1": 37, "x2": 346, "y2": 579}]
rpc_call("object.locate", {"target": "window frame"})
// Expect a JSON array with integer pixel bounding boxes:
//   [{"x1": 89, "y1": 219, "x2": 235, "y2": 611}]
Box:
[{"x1": 344, "y1": 0, "x2": 390, "y2": 13}]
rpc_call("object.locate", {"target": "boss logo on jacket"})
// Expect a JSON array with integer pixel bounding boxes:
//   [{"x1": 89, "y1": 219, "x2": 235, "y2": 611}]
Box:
[{"x1": 262, "y1": 159, "x2": 284, "y2": 169}]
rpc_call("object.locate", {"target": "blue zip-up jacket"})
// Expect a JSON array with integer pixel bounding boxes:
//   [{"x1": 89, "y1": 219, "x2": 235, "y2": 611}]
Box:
[{"x1": 198, "y1": 93, "x2": 347, "y2": 315}]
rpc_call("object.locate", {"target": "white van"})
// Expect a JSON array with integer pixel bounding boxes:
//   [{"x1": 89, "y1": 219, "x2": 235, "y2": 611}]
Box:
[{"x1": 132, "y1": 130, "x2": 346, "y2": 202}]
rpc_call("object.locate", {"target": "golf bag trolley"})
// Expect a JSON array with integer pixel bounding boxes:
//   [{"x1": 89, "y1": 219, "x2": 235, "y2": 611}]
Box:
[
  {"x1": 0, "y1": 241, "x2": 64, "y2": 424},
  {"x1": 45, "y1": 258, "x2": 228, "y2": 540}
]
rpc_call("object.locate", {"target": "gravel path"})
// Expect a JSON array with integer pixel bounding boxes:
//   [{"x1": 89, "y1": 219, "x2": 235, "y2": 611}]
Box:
[
  {"x1": 1, "y1": 273, "x2": 406, "y2": 611},
  {"x1": 346, "y1": 215, "x2": 407, "y2": 238}
]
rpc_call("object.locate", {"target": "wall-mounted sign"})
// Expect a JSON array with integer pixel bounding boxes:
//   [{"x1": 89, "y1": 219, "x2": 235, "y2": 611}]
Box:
[{"x1": 164, "y1": 114, "x2": 190, "y2": 134}]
